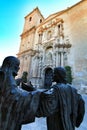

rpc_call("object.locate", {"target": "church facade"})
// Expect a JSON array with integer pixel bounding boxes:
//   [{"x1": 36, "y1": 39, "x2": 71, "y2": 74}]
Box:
[{"x1": 17, "y1": 0, "x2": 87, "y2": 88}]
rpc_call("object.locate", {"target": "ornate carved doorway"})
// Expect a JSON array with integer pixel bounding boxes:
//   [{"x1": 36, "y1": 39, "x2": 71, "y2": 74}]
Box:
[{"x1": 44, "y1": 68, "x2": 53, "y2": 89}]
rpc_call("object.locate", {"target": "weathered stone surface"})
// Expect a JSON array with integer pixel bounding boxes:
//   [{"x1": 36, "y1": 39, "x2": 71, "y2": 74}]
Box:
[{"x1": 17, "y1": 1, "x2": 87, "y2": 88}]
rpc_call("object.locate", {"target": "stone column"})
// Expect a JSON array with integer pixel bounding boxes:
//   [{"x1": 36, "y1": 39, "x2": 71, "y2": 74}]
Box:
[
  {"x1": 54, "y1": 25, "x2": 58, "y2": 37},
  {"x1": 56, "y1": 52, "x2": 59, "y2": 67},
  {"x1": 23, "y1": 56, "x2": 28, "y2": 72},
  {"x1": 55, "y1": 47, "x2": 59, "y2": 67},
  {"x1": 43, "y1": 49, "x2": 45, "y2": 66},
  {"x1": 27, "y1": 54, "x2": 32, "y2": 80},
  {"x1": 38, "y1": 54, "x2": 43, "y2": 78},
  {"x1": 61, "y1": 52, "x2": 64, "y2": 67},
  {"x1": 58, "y1": 52, "x2": 61, "y2": 66},
  {"x1": 18, "y1": 56, "x2": 24, "y2": 77},
  {"x1": 21, "y1": 56, "x2": 24, "y2": 74},
  {"x1": 53, "y1": 43, "x2": 56, "y2": 67}
]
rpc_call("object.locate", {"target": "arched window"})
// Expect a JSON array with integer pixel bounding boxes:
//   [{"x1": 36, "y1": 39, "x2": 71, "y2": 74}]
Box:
[
  {"x1": 40, "y1": 19, "x2": 42, "y2": 23},
  {"x1": 29, "y1": 17, "x2": 32, "y2": 22},
  {"x1": 58, "y1": 24, "x2": 61, "y2": 35},
  {"x1": 47, "y1": 31, "x2": 52, "y2": 40},
  {"x1": 38, "y1": 33, "x2": 43, "y2": 43}
]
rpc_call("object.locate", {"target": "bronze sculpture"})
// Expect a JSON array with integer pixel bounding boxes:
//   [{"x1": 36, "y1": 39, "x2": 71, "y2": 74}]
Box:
[
  {"x1": 0, "y1": 56, "x2": 40, "y2": 130},
  {"x1": 37, "y1": 67, "x2": 85, "y2": 130},
  {"x1": 0, "y1": 56, "x2": 85, "y2": 130}
]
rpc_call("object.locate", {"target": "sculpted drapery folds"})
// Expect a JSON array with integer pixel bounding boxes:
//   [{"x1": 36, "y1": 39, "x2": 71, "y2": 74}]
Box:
[
  {"x1": 0, "y1": 56, "x2": 85, "y2": 130},
  {"x1": 0, "y1": 56, "x2": 40, "y2": 130},
  {"x1": 36, "y1": 67, "x2": 85, "y2": 130}
]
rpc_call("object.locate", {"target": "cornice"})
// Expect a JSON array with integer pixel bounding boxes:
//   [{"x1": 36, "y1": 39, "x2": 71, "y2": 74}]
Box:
[
  {"x1": 20, "y1": 26, "x2": 36, "y2": 38},
  {"x1": 38, "y1": 18, "x2": 63, "y2": 33},
  {"x1": 17, "y1": 48, "x2": 35, "y2": 56},
  {"x1": 37, "y1": 0, "x2": 83, "y2": 30}
]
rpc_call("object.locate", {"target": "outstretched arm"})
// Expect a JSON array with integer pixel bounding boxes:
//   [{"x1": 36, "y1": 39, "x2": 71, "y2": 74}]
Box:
[{"x1": 36, "y1": 88, "x2": 59, "y2": 117}]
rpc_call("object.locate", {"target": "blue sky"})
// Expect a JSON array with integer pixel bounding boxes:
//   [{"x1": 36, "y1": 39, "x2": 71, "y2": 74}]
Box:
[{"x1": 0, "y1": 0, "x2": 80, "y2": 65}]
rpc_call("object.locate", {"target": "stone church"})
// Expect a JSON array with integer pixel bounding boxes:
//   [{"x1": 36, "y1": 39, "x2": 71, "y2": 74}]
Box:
[{"x1": 17, "y1": 0, "x2": 87, "y2": 88}]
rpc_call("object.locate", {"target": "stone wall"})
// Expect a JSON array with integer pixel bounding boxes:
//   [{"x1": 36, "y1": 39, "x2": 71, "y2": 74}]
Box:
[{"x1": 18, "y1": 1, "x2": 87, "y2": 88}]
